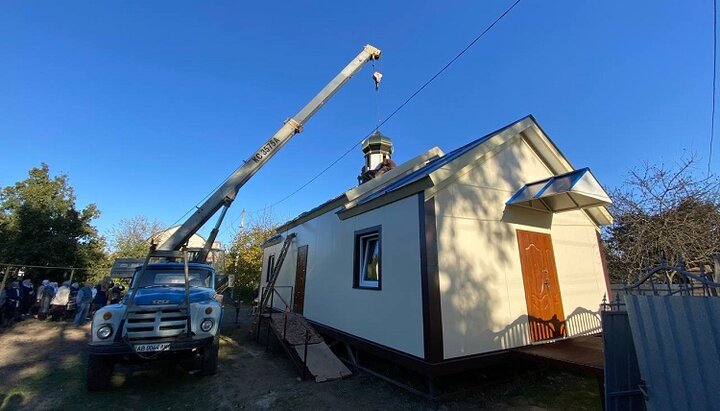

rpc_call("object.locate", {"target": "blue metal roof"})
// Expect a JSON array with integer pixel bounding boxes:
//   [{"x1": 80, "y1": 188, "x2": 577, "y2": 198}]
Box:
[{"x1": 350, "y1": 117, "x2": 529, "y2": 208}]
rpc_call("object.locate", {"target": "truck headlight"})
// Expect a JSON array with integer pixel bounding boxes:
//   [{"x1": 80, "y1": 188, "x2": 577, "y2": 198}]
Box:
[
  {"x1": 200, "y1": 319, "x2": 214, "y2": 332},
  {"x1": 97, "y1": 325, "x2": 113, "y2": 339}
]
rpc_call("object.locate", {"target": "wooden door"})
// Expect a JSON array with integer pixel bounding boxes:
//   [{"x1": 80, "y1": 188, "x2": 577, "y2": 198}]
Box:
[
  {"x1": 293, "y1": 245, "x2": 308, "y2": 314},
  {"x1": 516, "y1": 230, "x2": 566, "y2": 342}
]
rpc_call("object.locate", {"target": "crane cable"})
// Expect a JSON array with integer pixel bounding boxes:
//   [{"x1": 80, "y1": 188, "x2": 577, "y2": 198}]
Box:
[
  {"x1": 180, "y1": 0, "x2": 524, "y2": 231},
  {"x1": 373, "y1": 59, "x2": 383, "y2": 130},
  {"x1": 248, "y1": 0, "x2": 524, "y2": 213}
]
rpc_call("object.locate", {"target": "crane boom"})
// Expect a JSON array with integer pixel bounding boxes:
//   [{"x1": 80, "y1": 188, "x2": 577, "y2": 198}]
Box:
[{"x1": 158, "y1": 44, "x2": 382, "y2": 252}]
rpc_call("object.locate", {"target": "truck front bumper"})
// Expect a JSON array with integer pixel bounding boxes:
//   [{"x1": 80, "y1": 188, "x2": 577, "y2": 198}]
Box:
[{"x1": 87, "y1": 336, "x2": 215, "y2": 356}]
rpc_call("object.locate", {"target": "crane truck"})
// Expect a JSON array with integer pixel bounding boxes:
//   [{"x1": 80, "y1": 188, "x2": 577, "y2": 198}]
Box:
[{"x1": 85, "y1": 44, "x2": 382, "y2": 390}]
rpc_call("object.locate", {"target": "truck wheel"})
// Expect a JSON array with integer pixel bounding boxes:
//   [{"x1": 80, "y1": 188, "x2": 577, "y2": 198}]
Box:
[
  {"x1": 86, "y1": 354, "x2": 115, "y2": 391},
  {"x1": 200, "y1": 338, "x2": 219, "y2": 376}
]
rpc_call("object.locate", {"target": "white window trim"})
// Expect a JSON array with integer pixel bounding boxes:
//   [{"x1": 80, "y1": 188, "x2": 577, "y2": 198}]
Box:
[
  {"x1": 354, "y1": 227, "x2": 381, "y2": 290},
  {"x1": 358, "y1": 234, "x2": 380, "y2": 288}
]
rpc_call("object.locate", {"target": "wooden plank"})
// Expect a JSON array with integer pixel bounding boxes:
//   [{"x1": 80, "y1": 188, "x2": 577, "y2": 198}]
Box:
[
  {"x1": 513, "y1": 335, "x2": 604, "y2": 376},
  {"x1": 265, "y1": 311, "x2": 351, "y2": 382},
  {"x1": 293, "y1": 342, "x2": 352, "y2": 382}
]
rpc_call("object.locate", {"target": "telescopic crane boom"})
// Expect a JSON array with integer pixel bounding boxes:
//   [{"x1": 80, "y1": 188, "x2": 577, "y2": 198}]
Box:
[{"x1": 158, "y1": 44, "x2": 382, "y2": 258}]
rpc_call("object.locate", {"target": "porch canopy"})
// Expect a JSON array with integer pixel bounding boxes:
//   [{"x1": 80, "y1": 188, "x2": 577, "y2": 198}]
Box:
[{"x1": 506, "y1": 167, "x2": 611, "y2": 213}]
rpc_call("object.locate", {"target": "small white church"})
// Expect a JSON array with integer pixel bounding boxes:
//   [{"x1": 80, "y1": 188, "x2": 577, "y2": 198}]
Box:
[{"x1": 261, "y1": 115, "x2": 612, "y2": 371}]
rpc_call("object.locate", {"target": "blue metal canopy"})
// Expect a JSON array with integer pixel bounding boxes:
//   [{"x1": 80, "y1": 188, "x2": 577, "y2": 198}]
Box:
[{"x1": 506, "y1": 168, "x2": 611, "y2": 212}]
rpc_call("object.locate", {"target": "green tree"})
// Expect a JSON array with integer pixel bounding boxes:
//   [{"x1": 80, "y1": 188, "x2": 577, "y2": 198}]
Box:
[
  {"x1": 604, "y1": 157, "x2": 720, "y2": 281},
  {"x1": 0, "y1": 163, "x2": 107, "y2": 281},
  {"x1": 109, "y1": 215, "x2": 165, "y2": 258},
  {"x1": 224, "y1": 212, "x2": 276, "y2": 299}
]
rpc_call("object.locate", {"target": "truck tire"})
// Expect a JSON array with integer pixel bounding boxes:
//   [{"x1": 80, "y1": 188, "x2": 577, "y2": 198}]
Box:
[
  {"x1": 200, "y1": 338, "x2": 219, "y2": 376},
  {"x1": 86, "y1": 354, "x2": 115, "y2": 391}
]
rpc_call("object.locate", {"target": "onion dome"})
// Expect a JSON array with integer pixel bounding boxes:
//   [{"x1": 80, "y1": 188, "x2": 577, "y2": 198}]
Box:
[{"x1": 362, "y1": 130, "x2": 394, "y2": 155}]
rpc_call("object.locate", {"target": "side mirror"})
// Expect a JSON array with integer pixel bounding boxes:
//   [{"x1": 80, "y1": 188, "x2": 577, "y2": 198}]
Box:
[{"x1": 214, "y1": 294, "x2": 224, "y2": 305}]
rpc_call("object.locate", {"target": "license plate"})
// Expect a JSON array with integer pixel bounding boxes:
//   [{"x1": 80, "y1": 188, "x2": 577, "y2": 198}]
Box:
[{"x1": 134, "y1": 343, "x2": 171, "y2": 353}]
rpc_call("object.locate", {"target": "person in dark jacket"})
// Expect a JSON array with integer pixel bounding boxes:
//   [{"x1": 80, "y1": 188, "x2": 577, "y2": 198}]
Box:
[
  {"x1": 91, "y1": 277, "x2": 111, "y2": 315},
  {"x1": 19, "y1": 279, "x2": 34, "y2": 317},
  {"x1": 109, "y1": 284, "x2": 124, "y2": 304},
  {"x1": 3, "y1": 281, "x2": 22, "y2": 326}
]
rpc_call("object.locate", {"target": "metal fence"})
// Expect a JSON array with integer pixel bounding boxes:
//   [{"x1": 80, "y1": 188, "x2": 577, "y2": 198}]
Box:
[{"x1": 602, "y1": 261, "x2": 720, "y2": 411}]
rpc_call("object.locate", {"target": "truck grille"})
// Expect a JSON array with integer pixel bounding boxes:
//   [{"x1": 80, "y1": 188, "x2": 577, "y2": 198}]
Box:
[{"x1": 125, "y1": 306, "x2": 188, "y2": 341}]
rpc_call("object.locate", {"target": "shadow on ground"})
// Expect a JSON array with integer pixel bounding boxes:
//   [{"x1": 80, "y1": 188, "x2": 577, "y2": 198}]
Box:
[{"x1": 0, "y1": 303, "x2": 600, "y2": 411}]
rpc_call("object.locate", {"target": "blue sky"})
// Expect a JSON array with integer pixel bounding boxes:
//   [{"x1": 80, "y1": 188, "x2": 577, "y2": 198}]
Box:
[{"x1": 0, "y1": 1, "x2": 716, "y2": 247}]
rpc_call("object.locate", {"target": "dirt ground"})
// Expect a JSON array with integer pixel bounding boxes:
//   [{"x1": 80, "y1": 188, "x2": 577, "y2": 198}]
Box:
[{"x1": 0, "y1": 304, "x2": 601, "y2": 411}]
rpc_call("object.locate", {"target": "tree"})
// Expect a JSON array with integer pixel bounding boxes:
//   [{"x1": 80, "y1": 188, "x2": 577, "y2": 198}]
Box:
[
  {"x1": 604, "y1": 157, "x2": 720, "y2": 281},
  {"x1": 224, "y1": 212, "x2": 277, "y2": 299},
  {"x1": 109, "y1": 215, "x2": 165, "y2": 258},
  {"x1": 0, "y1": 163, "x2": 107, "y2": 281}
]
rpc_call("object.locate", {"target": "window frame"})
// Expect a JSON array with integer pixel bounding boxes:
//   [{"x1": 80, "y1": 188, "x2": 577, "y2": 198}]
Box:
[
  {"x1": 266, "y1": 254, "x2": 276, "y2": 282},
  {"x1": 353, "y1": 226, "x2": 382, "y2": 290}
]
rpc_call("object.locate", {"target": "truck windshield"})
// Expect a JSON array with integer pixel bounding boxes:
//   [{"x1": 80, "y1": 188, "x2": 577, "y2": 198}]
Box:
[{"x1": 132, "y1": 268, "x2": 213, "y2": 288}]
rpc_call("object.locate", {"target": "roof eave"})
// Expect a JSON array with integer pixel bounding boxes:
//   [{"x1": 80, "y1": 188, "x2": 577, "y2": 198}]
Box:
[
  {"x1": 275, "y1": 194, "x2": 348, "y2": 233},
  {"x1": 337, "y1": 177, "x2": 434, "y2": 220},
  {"x1": 277, "y1": 147, "x2": 445, "y2": 232}
]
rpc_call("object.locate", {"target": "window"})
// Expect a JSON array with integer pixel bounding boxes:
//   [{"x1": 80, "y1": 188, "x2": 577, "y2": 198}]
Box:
[
  {"x1": 266, "y1": 254, "x2": 276, "y2": 282},
  {"x1": 353, "y1": 226, "x2": 382, "y2": 290},
  {"x1": 132, "y1": 268, "x2": 212, "y2": 288}
]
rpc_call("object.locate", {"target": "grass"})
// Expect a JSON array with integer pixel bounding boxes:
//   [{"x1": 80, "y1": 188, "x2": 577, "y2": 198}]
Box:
[
  {"x1": 484, "y1": 368, "x2": 601, "y2": 410},
  {"x1": 2, "y1": 355, "x2": 84, "y2": 411},
  {"x1": 0, "y1": 339, "x2": 234, "y2": 411}
]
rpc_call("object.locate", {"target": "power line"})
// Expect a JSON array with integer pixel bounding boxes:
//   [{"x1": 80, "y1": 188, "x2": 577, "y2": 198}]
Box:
[
  {"x1": 251, "y1": 0, "x2": 523, "y2": 212},
  {"x1": 175, "y1": 0, "x2": 523, "y2": 232},
  {"x1": 710, "y1": 0, "x2": 718, "y2": 175},
  {"x1": 166, "y1": 178, "x2": 228, "y2": 230}
]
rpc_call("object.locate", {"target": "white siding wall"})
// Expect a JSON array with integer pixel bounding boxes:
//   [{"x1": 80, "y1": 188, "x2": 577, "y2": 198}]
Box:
[
  {"x1": 434, "y1": 138, "x2": 607, "y2": 359},
  {"x1": 551, "y1": 211, "x2": 607, "y2": 337},
  {"x1": 261, "y1": 195, "x2": 425, "y2": 358}
]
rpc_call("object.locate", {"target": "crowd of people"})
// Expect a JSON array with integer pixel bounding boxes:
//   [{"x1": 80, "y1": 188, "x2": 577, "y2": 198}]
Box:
[{"x1": 0, "y1": 275, "x2": 126, "y2": 328}]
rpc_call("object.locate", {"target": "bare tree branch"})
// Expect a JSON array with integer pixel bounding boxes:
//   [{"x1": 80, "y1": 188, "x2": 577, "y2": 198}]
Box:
[{"x1": 604, "y1": 155, "x2": 720, "y2": 282}]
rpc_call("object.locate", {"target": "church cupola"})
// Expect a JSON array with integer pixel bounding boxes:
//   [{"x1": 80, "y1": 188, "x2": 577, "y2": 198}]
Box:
[{"x1": 358, "y1": 130, "x2": 395, "y2": 184}]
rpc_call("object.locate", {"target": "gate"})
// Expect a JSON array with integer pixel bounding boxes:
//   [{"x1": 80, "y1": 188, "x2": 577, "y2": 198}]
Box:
[{"x1": 601, "y1": 298, "x2": 644, "y2": 410}]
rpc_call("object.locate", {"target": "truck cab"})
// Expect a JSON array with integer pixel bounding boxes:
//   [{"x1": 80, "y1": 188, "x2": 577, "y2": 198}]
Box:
[{"x1": 86, "y1": 262, "x2": 223, "y2": 390}]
